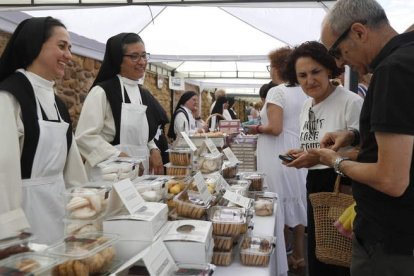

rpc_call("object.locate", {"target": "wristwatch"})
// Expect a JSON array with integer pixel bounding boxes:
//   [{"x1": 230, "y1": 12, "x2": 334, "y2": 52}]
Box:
[{"x1": 333, "y1": 156, "x2": 350, "y2": 177}]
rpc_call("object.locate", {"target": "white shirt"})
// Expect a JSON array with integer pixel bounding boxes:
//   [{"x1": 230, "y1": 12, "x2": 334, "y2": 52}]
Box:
[
  {"x1": 299, "y1": 85, "x2": 363, "y2": 169},
  {"x1": 75, "y1": 76, "x2": 158, "y2": 167},
  {"x1": 174, "y1": 105, "x2": 196, "y2": 136},
  {"x1": 0, "y1": 70, "x2": 87, "y2": 237}
]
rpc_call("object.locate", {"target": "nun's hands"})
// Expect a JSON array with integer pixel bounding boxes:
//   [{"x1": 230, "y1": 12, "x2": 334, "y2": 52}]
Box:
[{"x1": 149, "y1": 148, "x2": 164, "y2": 175}]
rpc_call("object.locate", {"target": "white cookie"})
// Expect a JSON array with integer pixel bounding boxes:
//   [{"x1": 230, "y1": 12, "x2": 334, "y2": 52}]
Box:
[{"x1": 66, "y1": 196, "x2": 90, "y2": 211}]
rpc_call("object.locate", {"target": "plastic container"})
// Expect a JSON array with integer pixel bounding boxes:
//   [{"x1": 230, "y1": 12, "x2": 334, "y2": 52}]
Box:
[
  {"x1": 134, "y1": 178, "x2": 166, "y2": 202},
  {"x1": 165, "y1": 163, "x2": 192, "y2": 176},
  {"x1": 222, "y1": 162, "x2": 238, "y2": 179},
  {"x1": 46, "y1": 232, "x2": 119, "y2": 275},
  {"x1": 64, "y1": 186, "x2": 109, "y2": 220},
  {"x1": 213, "y1": 235, "x2": 235, "y2": 251},
  {"x1": 172, "y1": 263, "x2": 216, "y2": 275},
  {"x1": 254, "y1": 196, "x2": 274, "y2": 217},
  {"x1": 0, "y1": 252, "x2": 62, "y2": 275},
  {"x1": 212, "y1": 248, "x2": 233, "y2": 266},
  {"x1": 209, "y1": 206, "x2": 246, "y2": 236},
  {"x1": 168, "y1": 149, "x2": 193, "y2": 166},
  {"x1": 64, "y1": 217, "x2": 104, "y2": 236},
  {"x1": 0, "y1": 232, "x2": 34, "y2": 260},
  {"x1": 240, "y1": 172, "x2": 265, "y2": 191},
  {"x1": 240, "y1": 235, "x2": 275, "y2": 267},
  {"x1": 198, "y1": 153, "x2": 224, "y2": 174},
  {"x1": 174, "y1": 190, "x2": 211, "y2": 219},
  {"x1": 227, "y1": 179, "x2": 251, "y2": 196}
]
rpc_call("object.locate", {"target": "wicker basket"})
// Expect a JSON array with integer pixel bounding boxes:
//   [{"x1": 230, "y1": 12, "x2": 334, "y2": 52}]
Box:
[
  {"x1": 309, "y1": 175, "x2": 354, "y2": 267},
  {"x1": 206, "y1": 113, "x2": 225, "y2": 131}
]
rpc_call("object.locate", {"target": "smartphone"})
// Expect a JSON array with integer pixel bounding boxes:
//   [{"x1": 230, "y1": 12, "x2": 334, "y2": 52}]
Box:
[{"x1": 279, "y1": 154, "x2": 296, "y2": 162}]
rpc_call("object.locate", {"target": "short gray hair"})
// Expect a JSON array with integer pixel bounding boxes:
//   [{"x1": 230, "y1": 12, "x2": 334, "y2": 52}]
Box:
[{"x1": 326, "y1": 0, "x2": 388, "y2": 35}]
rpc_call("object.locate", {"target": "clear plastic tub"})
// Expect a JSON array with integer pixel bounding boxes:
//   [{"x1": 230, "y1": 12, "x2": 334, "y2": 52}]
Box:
[
  {"x1": 240, "y1": 172, "x2": 265, "y2": 191},
  {"x1": 168, "y1": 149, "x2": 193, "y2": 166},
  {"x1": 134, "y1": 179, "x2": 166, "y2": 202},
  {"x1": 213, "y1": 235, "x2": 235, "y2": 251},
  {"x1": 0, "y1": 252, "x2": 62, "y2": 275},
  {"x1": 64, "y1": 217, "x2": 104, "y2": 236},
  {"x1": 212, "y1": 248, "x2": 234, "y2": 266},
  {"x1": 0, "y1": 232, "x2": 34, "y2": 260},
  {"x1": 165, "y1": 163, "x2": 192, "y2": 176},
  {"x1": 174, "y1": 190, "x2": 210, "y2": 219},
  {"x1": 254, "y1": 196, "x2": 274, "y2": 216},
  {"x1": 222, "y1": 162, "x2": 238, "y2": 179},
  {"x1": 227, "y1": 179, "x2": 251, "y2": 196},
  {"x1": 240, "y1": 235, "x2": 276, "y2": 267},
  {"x1": 64, "y1": 186, "x2": 109, "y2": 220},
  {"x1": 198, "y1": 153, "x2": 224, "y2": 174},
  {"x1": 209, "y1": 206, "x2": 246, "y2": 236},
  {"x1": 46, "y1": 232, "x2": 119, "y2": 275}
]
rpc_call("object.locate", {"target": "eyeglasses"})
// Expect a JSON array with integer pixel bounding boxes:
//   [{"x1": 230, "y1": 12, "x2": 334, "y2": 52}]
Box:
[
  {"x1": 266, "y1": 65, "x2": 271, "y2": 72},
  {"x1": 327, "y1": 20, "x2": 366, "y2": 60},
  {"x1": 123, "y1": 52, "x2": 150, "y2": 62},
  {"x1": 308, "y1": 107, "x2": 316, "y2": 136}
]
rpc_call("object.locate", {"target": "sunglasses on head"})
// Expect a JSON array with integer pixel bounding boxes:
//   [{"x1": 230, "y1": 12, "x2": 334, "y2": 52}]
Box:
[{"x1": 327, "y1": 20, "x2": 367, "y2": 59}]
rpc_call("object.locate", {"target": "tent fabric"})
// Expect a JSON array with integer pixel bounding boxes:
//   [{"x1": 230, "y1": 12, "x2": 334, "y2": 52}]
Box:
[{"x1": 0, "y1": 1, "x2": 412, "y2": 94}]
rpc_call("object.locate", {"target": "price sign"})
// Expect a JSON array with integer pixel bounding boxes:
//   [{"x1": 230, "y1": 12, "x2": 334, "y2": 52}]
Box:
[{"x1": 113, "y1": 179, "x2": 144, "y2": 214}]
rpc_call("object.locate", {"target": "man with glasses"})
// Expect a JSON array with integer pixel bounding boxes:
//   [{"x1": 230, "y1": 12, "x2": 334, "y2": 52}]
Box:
[
  {"x1": 76, "y1": 33, "x2": 166, "y2": 177},
  {"x1": 314, "y1": 0, "x2": 414, "y2": 275}
]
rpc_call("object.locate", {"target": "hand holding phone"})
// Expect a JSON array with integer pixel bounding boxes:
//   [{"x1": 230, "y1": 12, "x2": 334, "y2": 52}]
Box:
[{"x1": 279, "y1": 154, "x2": 296, "y2": 162}]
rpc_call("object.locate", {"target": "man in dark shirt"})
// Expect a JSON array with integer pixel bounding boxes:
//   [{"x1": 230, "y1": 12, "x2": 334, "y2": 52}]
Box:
[{"x1": 311, "y1": 0, "x2": 414, "y2": 275}]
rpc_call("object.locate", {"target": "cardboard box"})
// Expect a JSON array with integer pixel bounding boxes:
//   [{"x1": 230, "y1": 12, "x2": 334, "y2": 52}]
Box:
[
  {"x1": 163, "y1": 220, "x2": 214, "y2": 265},
  {"x1": 103, "y1": 202, "x2": 168, "y2": 259}
]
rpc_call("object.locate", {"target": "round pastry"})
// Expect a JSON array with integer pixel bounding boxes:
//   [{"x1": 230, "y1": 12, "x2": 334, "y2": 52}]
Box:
[
  {"x1": 201, "y1": 159, "x2": 218, "y2": 172},
  {"x1": 70, "y1": 206, "x2": 96, "y2": 219},
  {"x1": 66, "y1": 196, "x2": 89, "y2": 211}
]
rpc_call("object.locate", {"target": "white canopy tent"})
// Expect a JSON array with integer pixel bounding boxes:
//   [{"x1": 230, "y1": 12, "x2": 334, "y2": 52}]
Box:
[{"x1": 0, "y1": 0, "x2": 412, "y2": 95}]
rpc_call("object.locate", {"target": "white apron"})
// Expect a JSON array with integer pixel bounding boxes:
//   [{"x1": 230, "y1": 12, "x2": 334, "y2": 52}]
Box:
[
  {"x1": 22, "y1": 97, "x2": 68, "y2": 245},
  {"x1": 115, "y1": 76, "x2": 150, "y2": 173}
]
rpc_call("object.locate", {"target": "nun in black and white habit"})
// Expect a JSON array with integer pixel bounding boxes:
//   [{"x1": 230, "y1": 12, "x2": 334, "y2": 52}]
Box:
[
  {"x1": 0, "y1": 17, "x2": 87, "y2": 245},
  {"x1": 75, "y1": 33, "x2": 166, "y2": 176}
]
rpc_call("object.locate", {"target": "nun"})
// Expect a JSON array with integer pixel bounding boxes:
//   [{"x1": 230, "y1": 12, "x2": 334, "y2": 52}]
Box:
[
  {"x1": 0, "y1": 17, "x2": 87, "y2": 244},
  {"x1": 168, "y1": 91, "x2": 202, "y2": 141},
  {"x1": 75, "y1": 33, "x2": 165, "y2": 175}
]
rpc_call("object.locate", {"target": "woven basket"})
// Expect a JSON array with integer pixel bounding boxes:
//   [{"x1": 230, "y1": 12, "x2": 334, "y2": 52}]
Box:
[
  {"x1": 206, "y1": 113, "x2": 226, "y2": 131},
  {"x1": 309, "y1": 175, "x2": 354, "y2": 267}
]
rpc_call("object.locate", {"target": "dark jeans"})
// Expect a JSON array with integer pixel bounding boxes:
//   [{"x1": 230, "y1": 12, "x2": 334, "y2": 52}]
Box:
[
  {"x1": 351, "y1": 236, "x2": 414, "y2": 276},
  {"x1": 307, "y1": 169, "x2": 351, "y2": 276}
]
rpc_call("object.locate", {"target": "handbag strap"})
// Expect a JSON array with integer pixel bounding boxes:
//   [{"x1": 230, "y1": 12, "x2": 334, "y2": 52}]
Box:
[{"x1": 333, "y1": 175, "x2": 341, "y2": 194}]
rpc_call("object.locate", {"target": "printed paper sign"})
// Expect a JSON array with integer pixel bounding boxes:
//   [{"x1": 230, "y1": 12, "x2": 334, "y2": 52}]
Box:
[
  {"x1": 204, "y1": 138, "x2": 220, "y2": 155},
  {"x1": 223, "y1": 147, "x2": 240, "y2": 165},
  {"x1": 194, "y1": 172, "x2": 212, "y2": 204},
  {"x1": 180, "y1": 131, "x2": 197, "y2": 152},
  {"x1": 143, "y1": 239, "x2": 177, "y2": 276},
  {"x1": 113, "y1": 179, "x2": 144, "y2": 214},
  {"x1": 223, "y1": 190, "x2": 253, "y2": 209}
]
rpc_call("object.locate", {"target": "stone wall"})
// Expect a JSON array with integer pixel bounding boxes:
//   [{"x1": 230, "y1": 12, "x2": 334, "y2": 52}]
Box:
[{"x1": 1, "y1": 31, "x2": 236, "y2": 131}]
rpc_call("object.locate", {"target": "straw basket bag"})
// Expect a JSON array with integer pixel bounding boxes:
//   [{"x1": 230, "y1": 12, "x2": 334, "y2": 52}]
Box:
[{"x1": 309, "y1": 175, "x2": 354, "y2": 267}]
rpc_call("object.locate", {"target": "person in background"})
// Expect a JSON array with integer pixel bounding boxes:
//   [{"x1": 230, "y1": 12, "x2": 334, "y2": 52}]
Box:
[
  {"x1": 283, "y1": 41, "x2": 363, "y2": 276},
  {"x1": 0, "y1": 17, "x2": 87, "y2": 244},
  {"x1": 248, "y1": 46, "x2": 308, "y2": 275},
  {"x1": 259, "y1": 81, "x2": 277, "y2": 103},
  {"x1": 153, "y1": 105, "x2": 170, "y2": 165},
  {"x1": 210, "y1": 88, "x2": 232, "y2": 120},
  {"x1": 313, "y1": 0, "x2": 414, "y2": 275},
  {"x1": 356, "y1": 73, "x2": 371, "y2": 99},
  {"x1": 75, "y1": 33, "x2": 164, "y2": 175},
  {"x1": 210, "y1": 96, "x2": 229, "y2": 128},
  {"x1": 227, "y1": 97, "x2": 238, "y2": 120},
  {"x1": 167, "y1": 91, "x2": 200, "y2": 140},
  {"x1": 250, "y1": 101, "x2": 261, "y2": 119}
]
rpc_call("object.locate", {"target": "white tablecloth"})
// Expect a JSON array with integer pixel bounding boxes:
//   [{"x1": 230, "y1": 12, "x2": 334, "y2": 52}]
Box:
[{"x1": 215, "y1": 202, "x2": 288, "y2": 276}]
